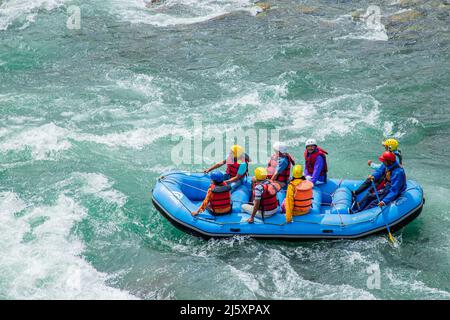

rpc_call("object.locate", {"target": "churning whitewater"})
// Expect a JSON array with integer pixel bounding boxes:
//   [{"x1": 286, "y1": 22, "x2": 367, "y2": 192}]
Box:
[{"x1": 1, "y1": 0, "x2": 449, "y2": 299}]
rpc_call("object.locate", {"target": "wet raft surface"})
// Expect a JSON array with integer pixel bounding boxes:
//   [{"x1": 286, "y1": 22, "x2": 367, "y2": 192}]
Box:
[{"x1": 154, "y1": 172, "x2": 424, "y2": 239}]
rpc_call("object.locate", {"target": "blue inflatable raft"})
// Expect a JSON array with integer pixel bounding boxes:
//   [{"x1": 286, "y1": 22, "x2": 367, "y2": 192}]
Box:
[{"x1": 152, "y1": 171, "x2": 424, "y2": 240}]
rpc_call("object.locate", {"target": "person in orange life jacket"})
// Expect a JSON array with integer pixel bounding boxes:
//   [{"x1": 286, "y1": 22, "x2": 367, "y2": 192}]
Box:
[
  {"x1": 243, "y1": 167, "x2": 282, "y2": 224},
  {"x1": 281, "y1": 164, "x2": 313, "y2": 223},
  {"x1": 192, "y1": 171, "x2": 232, "y2": 216},
  {"x1": 203, "y1": 145, "x2": 250, "y2": 191},
  {"x1": 352, "y1": 151, "x2": 406, "y2": 212},
  {"x1": 304, "y1": 138, "x2": 328, "y2": 185}
]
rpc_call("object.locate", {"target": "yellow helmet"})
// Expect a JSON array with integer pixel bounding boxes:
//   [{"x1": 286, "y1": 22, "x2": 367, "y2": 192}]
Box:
[
  {"x1": 230, "y1": 144, "x2": 244, "y2": 158},
  {"x1": 292, "y1": 164, "x2": 303, "y2": 179},
  {"x1": 382, "y1": 139, "x2": 399, "y2": 151},
  {"x1": 254, "y1": 167, "x2": 268, "y2": 181}
]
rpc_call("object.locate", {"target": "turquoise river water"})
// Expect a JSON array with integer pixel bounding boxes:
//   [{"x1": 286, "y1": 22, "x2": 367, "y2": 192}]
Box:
[{"x1": 0, "y1": 0, "x2": 449, "y2": 299}]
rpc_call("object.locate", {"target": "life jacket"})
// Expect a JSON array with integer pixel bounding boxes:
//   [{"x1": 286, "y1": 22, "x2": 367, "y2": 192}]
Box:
[
  {"x1": 291, "y1": 178, "x2": 314, "y2": 213},
  {"x1": 304, "y1": 147, "x2": 328, "y2": 178},
  {"x1": 376, "y1": 162, "x2": 403, "y2": 191},
  {"x1": 209, "y1": 183, "x2": 232, "y2": 213},
  {"x1": 266, "y1": 153, "x2": 295, "y2": 182},
  {"x1": 253, "y1": 181, "x2": 281, "y2": 212},
  {"x1": 225, "y1": 153, "x2": 249, "y2": 178}
]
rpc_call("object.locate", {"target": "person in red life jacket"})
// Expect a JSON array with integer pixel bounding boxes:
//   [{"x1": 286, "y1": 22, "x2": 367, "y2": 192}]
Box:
[
  {"x1": 203, "y1": 145, "x2": 250, "y2": 192},
  {"x1": 192, "y1": 171, "x2": 232, "y2": 216},
  {"x1": 352, "y1": 151, "x2": 406, "y2": 212},
  {"x1": 266, "y1": 141, "x2": 295, "y2": 187},
  {"x1": 249, "y1": 142, "x2": 294, "y2": 198},
  {"x1": 303, "y1": 138, "x2": 328, "y2": 185},
  {"x1": 243, "y1": 167, "x2": 282, "y2": 224}
]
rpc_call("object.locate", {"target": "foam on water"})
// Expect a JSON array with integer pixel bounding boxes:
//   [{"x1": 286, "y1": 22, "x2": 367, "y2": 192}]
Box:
[
  {"x1": 158, "y1": 235, "x2": 379, "y2": 299},
  {"x1": 0, "y1": 123, "x2": 71, "y2": 160},
  {"x1": 210, "y1": 90, "x2": 262, "y2": 113},
  {"x1": 0, "y1": 0, "x2": 66, "y2": 31},
  {"x1": 198, "y1": 65, "x2": 384, "y2": 147},
  {"x1": 197, "y1": 65, "x2": 381, "y2": 143},
  {"x1": 106, "y1": 71, "x2": 164, "y2": 103},
  {"x1": 335, "y1": 26, "x2": 389, "y2": 42},
  {"x1": 331, "y1": 10, "x2": 389, "y2": 42},
  {"x1": 214, "y1": 89, "x2": 381, "y2": 143},
  {"x1": 110, "y1": 0, "x2": 256, "y2": 27},
  {"x1": 0, "y1": 192, "x2": 136, "y2": 299},
  {"x1": 50, "y1": 172, "x2": 130, "y2": 239},
  {"x1": 0, "y1": 65, "x2": 382, "y2": 168},
  {"x1": 73, "y1": 126, "x2": 191, "y2": 150},
  {"x1": 75, "y1": 172, "x2": 128, "y2": 207},
  {"x1": 0, "y1": 64, "x2": 375, "y2": 159},
  {"x1": 310, "y1": 94, "x2": 381, "y2": 140},
  {"x1": 383, "y1": 117, "x2": 422, "y2": 139},
  {"x1": 0, "y1": 128, "x2": 9, "y2": 138},
  {"x1": 227, "y1": 265, "x2": 259, "y2": 298},
  {"x1": 0, "y1": 191, "x2": 27, "y2": 216},
  {"x1": 0, "y1": 120, "x2": 190, "y2": 158},
  {"x1": 144, "y1": 164, "x2": 181, "y2": 174},
  {"x1": 6, "y1": 116, "x2": 44, "y2": 125},
  {"x1": 226, "y1": 248, "x2": 376, "y2": 300},
  {"x1": 271, "y1": 249, "x2": 375, "y2": 299},
  {"x1": 385, "y1": 269, "x2": 450, "y2": 299}
]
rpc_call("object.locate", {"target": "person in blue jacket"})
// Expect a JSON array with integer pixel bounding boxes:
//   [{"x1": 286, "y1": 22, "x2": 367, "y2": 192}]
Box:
[{"x1": 353, "y1": 151, "x2": 406, "y2": 212}]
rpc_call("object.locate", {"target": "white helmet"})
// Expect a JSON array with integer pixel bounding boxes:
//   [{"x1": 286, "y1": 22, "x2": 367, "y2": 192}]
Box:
[
  {"x1": 305, "y1": 138, "x2": 317, "y2": 147},
  {"x1": 273, "y1": 141, "x2": 288, "y2": 153}
]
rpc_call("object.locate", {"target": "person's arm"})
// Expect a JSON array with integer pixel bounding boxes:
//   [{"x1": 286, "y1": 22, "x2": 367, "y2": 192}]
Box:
[
  {"x1": 285, "y1": 184, "x2": 295, "y2": 223},
  {"x1": 247, "y1": 199, "x2": 261, "y2": 223},
  {"x1": 247, "y1": 185, "x2": 262, "y2": 223},
  {"x1": 381, "y1": 171, "x2": 404, "y2": 205},
  {"x1": 225, "y1": 163, "x2": 247, "y2": 184},
  {"x1": 369, "y1": 161, "x2": 382, "y2": 169},
  {"x1": 271, "y1": 157, "x2": 288, "y2": 182},
  {"x1": 192, "y1": 188, "x2": 212, "y2": 215},
  {"x1": 225, "y1": 175, "x2": 241, "y2": 184},
  {"x1": 310, "y1": 156, "x2": 324, "y2": 184},
  {"x1": 204, "y1": 160, "x2": 226, "y2": 173}
]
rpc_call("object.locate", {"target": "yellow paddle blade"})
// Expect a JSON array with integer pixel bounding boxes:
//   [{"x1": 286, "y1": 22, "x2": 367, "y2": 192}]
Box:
[{"x1": 388, "y1": 232, "x2": 396, "y2": 244}]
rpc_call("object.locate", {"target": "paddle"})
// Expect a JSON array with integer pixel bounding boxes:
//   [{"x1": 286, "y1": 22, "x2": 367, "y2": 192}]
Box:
[
  {"x1": 371, "y1": 179, "x2": 397, "y2": 245},
  {"x1": 350, "y1": 180, "x2": 367, "y2": 213}
]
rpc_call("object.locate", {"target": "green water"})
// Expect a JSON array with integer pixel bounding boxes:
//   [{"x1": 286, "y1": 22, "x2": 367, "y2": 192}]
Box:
[{"x1": 0, "y1": 0, "x2": 449, "y2": 299}]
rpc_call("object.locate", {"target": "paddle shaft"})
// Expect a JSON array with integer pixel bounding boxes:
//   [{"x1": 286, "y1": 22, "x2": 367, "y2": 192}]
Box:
[{"x1": 371, "y1": 179, "x2": 394, "y2": 238}]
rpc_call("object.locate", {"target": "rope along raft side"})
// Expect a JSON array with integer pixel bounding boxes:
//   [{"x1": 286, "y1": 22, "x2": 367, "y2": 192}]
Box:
[{"x1": 152, "y1": 171, "x2": 424, "y2": 240}]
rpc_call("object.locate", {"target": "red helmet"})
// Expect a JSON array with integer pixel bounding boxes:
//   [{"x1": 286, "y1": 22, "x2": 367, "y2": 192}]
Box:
[{"x1": 378, "y1": 151, "x2": 396, "y2": 163}]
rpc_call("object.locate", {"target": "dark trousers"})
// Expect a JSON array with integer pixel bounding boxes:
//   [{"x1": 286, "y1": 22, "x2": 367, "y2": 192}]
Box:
[
  {"x1": 354, "y1": 176, "x2": 384, "y2": 196},
  {"x1": 356, "y1": 188, "x2": 389, "y2": 212}
]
